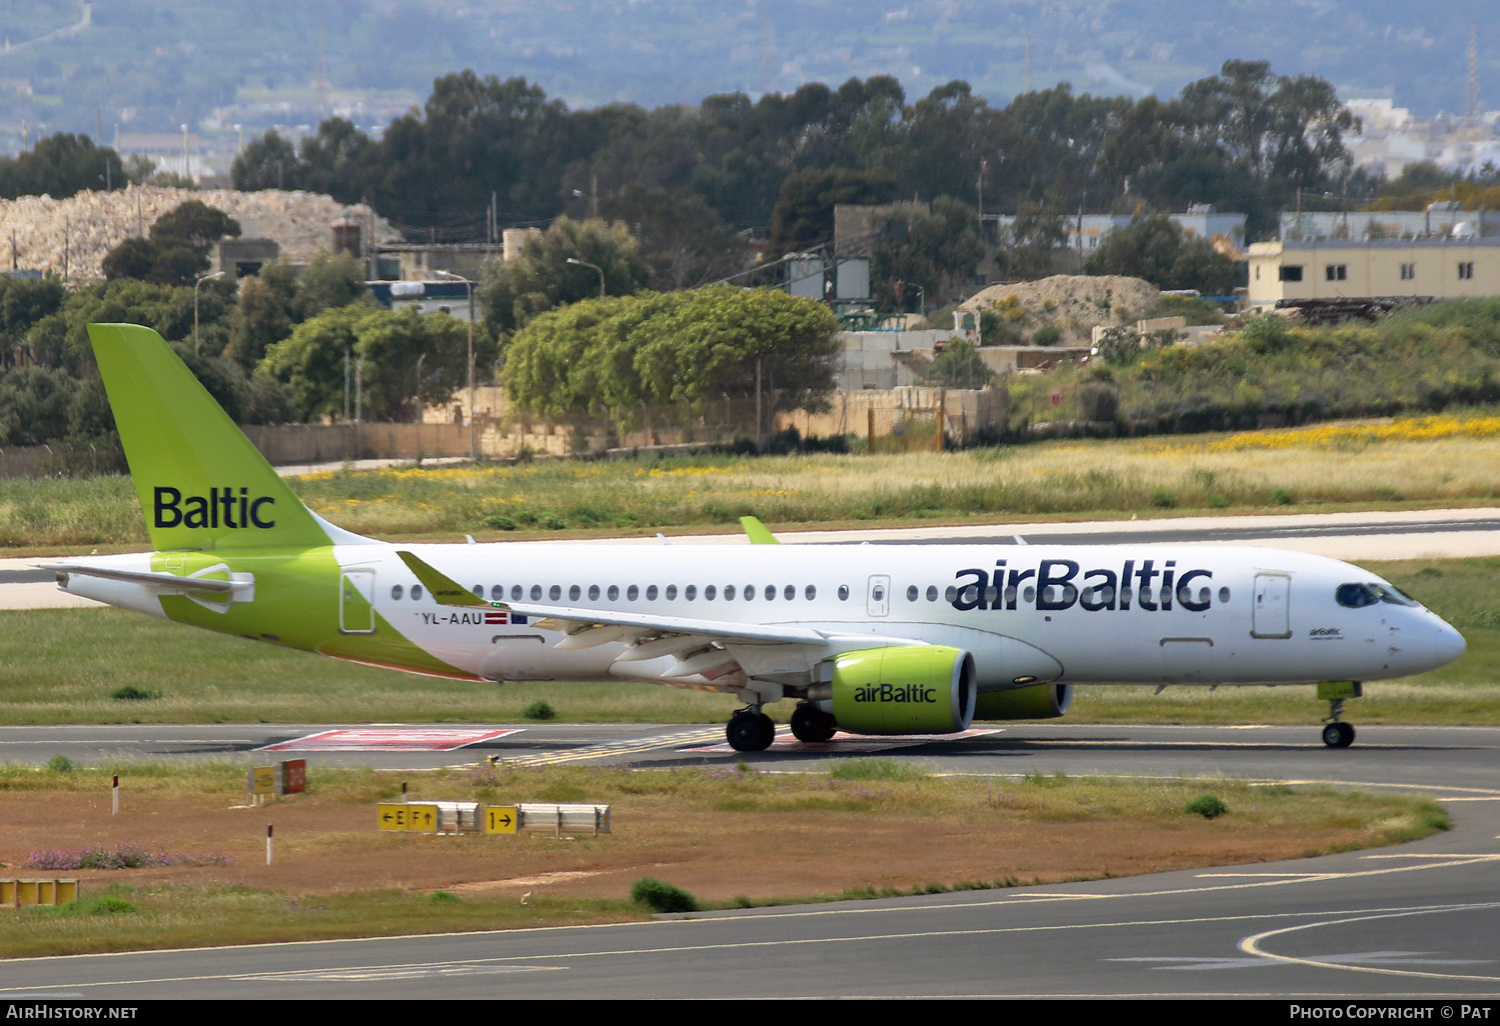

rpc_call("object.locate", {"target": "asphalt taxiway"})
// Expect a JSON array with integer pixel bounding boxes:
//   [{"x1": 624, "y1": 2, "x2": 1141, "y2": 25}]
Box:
[{"x1": 0, "y1": 722, "x2": 1497, "y2": 998}]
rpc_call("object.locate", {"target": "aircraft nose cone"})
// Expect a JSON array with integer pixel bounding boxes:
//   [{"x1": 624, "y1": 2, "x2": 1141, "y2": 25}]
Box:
[{"x1": 1433, "y1": 620, "x2": 1467, "y2": 665}]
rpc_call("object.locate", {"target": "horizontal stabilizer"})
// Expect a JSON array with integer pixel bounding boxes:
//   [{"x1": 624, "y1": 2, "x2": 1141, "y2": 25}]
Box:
[{"x1": 43, "y1": 563, "x2": 247, "y2": 596}]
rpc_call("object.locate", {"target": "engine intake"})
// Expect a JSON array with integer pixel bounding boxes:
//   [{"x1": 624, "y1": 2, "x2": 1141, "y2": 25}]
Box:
[{"x1": 826, "y1": 645, "x2": 976, "y2": 735}]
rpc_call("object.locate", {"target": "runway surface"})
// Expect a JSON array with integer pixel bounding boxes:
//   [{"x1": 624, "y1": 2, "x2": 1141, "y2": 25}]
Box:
[{"x1": 1, "y1": 722, "x2": 1498, "y2": 999}]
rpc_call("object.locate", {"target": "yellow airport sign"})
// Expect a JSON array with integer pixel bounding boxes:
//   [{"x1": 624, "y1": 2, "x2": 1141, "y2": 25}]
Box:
[
  {"x1": 377, "y1": 803, "x2": 438, "y2": 831},
  {"x1": 484, "y1": 806, "x2": 518, "y2": 834},
  {"x1": 249, "y1": 767, "x2": 275, "y2": 796}
]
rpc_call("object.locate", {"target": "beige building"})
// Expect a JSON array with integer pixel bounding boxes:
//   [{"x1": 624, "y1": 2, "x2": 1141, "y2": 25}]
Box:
[{"x1": 1247, "y1": 238, "x2": 1500, "y2": 308}]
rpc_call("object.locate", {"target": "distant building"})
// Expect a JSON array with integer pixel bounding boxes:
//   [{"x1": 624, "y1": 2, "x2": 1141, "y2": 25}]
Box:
[
  {"x1": 995, "y1": 205, "x2": 1248, "y2": 262},
  {"x1": 1246, "y1": 237, "x2": 1500, "y2": 307}
]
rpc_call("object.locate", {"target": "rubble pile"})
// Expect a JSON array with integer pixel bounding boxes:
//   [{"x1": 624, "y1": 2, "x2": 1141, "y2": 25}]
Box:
[
  {"x1": 958, "y1": 275, "x2": 1161, "y2": 347},
  {"x1": 0, "y1": 186, "x2": 402, "y2": 284}
]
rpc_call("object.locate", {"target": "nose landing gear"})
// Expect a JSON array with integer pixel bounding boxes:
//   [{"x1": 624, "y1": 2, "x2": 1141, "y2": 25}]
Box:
[{"x1": 1318, "y1": 681, "x2": 1362, "y2": 748}]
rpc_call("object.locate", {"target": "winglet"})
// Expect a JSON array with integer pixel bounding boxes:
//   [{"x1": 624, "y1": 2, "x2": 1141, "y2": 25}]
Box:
[
  {"x1": 397, "y1": 551, "x2": 490, "y2": 607},
  {"x1": 740, "y1": 516, "x2": 780, "y2": 545}
]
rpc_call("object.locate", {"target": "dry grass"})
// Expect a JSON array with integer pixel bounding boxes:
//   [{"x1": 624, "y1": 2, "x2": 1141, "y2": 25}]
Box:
[{"x1": 0, "y1": 762, "x2": 1448, "y2": 956}]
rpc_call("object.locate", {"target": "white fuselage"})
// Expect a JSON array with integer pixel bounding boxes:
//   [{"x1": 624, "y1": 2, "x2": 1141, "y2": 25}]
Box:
[{"x1": 350, "y1": 541, "x2": 1465, "y2": 688}]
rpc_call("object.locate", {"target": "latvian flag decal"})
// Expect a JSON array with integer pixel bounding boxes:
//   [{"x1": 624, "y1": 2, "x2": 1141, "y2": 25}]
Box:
[{"x1": 484, "y1": 610, "x2": 527, "y2": 625}]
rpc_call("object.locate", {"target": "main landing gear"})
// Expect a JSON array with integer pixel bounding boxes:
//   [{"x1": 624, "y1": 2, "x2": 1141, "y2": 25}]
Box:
[
  {"x1": 726, "y1": 708, "x2": 776, "y2": 752},
  {"x1": 790, "y1": 703, "x2": 837, "y2": 743},
  {"x1": 1318, "y1": 681, "x2": 1363, "y2": 748}
]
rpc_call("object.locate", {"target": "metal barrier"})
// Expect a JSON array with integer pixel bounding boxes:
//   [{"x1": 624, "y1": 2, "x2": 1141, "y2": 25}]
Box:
[{"x1": 516, "y1": 803, "x2": 611, "y2": 837}]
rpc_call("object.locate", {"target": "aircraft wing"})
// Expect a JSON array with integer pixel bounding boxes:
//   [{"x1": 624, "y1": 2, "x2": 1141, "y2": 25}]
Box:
[{"x1": 396, "y1": 549, "x2": 898, "y2": 692}]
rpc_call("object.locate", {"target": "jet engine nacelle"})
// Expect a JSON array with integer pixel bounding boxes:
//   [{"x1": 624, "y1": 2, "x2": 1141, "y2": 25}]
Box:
[
  {"x1": 826, "y1": 645, "x2": 976, "y2": 735},
  {"x1": 973, "y1": 683, "x2": 1074, "y2": 720}
]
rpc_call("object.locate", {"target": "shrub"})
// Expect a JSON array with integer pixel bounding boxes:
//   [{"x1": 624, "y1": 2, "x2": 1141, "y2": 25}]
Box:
[
  {"x1": 523, "y1": 700, "x2": 557, "y2": 721},
  {"x1": 483, "y1": 512, "x2": 518, "y2": 531},
  {"x1": 111, "y1": 685, "x2": 159, "y2": 701},
  {"x1": 45, "y1": 755, "x2": 74, "y2": 773},
  {"x1": 1077, "y1": 382, "x2": 1120, "y2": 422},
  {"x1": 630, "y1": 877, "x2": 699, "y2": 913},
  {"x1": 429, "y1": 891, "x2": 461, "y2": 903},
  {"x1": 1185, "y1": 794, "x2": 1229, "y2": 819},
  {"x1": 1032, "y1": 325, "x2": 1062, "y2": 347}
]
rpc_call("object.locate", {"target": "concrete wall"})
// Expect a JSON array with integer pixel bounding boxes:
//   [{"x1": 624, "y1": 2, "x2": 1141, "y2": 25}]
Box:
[{"x1": 242, "y1": 422, "x2": 471, "y2": 466}]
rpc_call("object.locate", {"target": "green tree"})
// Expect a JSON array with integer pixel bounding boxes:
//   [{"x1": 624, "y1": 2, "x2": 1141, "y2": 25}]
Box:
[
  {"x1": 1082, "y1": 214, "x2": 1238, "y2": 294},
  {"x1": 479, "y1": 217, "x2": 652, "y2": 335},
  {"x1": 0, "y1": 276, "x2": 67, "y2": 360},
  {"x1": 24, "y1": 279, "x2": 233, "y2": 376},
  {"x1": 0, "y1": 134, "x2": 126, "y2": 200},
  {"x1": 292, "y1": 250, "x2": 371, "y2": 321},
  {"x1": 501, "y1": 286, "x2": 839, "y2": 424},
  {"x1": 225, "y1": 263, "x2": 298, "y2": 370},
  {"x1": 101, "y1": 201, "x2": 241, "y2": 287},
  {"x1": 768, "y1": 167, "x2": 897, "y2": 256},
  {"x1": 261, "y1": 306, "x2": 495, "y2": 421},
  {"x1": 922, "y1": 338, "x2": 993, "y2": 389},
  {"x1": 0, "y1": 366, "x2": 76, "y2": 445},
  {"x1": 598, "y1": 186, "x2": 745, "y2": 289},
  {"x1": 870, "y1": 196, "x2": 982, "y2": 311},
  {"x1": 231, "y1": 130, "x2": 301, "y2": 191}
]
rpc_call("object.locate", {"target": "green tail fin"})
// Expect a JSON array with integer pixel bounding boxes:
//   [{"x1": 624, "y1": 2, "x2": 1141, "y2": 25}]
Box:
[{"x1": 88, "y1": 323, "x2": 332, "y2": 551}]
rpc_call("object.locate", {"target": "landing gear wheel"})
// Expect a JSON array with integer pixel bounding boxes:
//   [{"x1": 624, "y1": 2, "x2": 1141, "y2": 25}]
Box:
[
  {"x1": 790, "y1": 704, "x2": 837, "y2": 743},
  {"x1": 1321, "y1": 721, "x2": 1356, "y2": 748},
  {"x1": 727, "y1": 710, "x2": 776, "y2": 752}
]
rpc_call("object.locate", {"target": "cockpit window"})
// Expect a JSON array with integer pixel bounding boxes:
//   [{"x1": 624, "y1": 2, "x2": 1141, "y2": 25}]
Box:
[
  {"x1": 1337, "y1": 582, "x2": 1420, "y2": 609},
  {"x1": 1372, "y1": 583, "x2": 1419, "y2": 607}
]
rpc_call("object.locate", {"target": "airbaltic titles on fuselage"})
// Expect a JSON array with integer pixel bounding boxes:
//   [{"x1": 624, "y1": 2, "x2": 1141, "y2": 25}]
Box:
[{"x1": 952, "y1": 558, "x2": 1218, "y2": 612}]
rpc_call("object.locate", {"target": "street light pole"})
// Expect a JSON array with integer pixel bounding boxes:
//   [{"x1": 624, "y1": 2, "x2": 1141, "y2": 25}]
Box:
[
  {"x1": 194, "y1": 270, "x2": 224, "y2": 354},
  {"x1": 437, "y1": 270, "x2": 477, "y2": 461},
  {"x1": 566, "y1": 257, "x2": 605, "y2": 298}
]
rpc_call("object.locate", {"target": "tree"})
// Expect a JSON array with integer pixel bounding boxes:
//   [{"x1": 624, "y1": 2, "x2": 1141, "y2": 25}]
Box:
[
  {"x1": 768, "y1": 167, "x2": 896, "y2": 256},
  {"x1": 0, "y1": 366, "x2": 76, "y2": 446},
  {"x1": 260, "y1": 306, "x2": 496, "y2": 421},
  {"x1": 0, "y1": 276, "x2": 67, "y2": 361},
  {"x1": 923, "y1": 338, "x2": 992, "y2": 389},
  {"x1": 0, "y1": 134, "x2": 126, "y2": 200},
  {"x1": 999, "y1": 203, "x2": 1068, "y2": 281},
  {"x1": 500, "y1": 286, "x2": 839, "y2": 424},
  {"x1": 292, "y1": 250, "x2": 371, "y2": 321},
  {"x1": 24, "y1": 278, "x2": 234, "y2": 376},
  {"x1": 232, "y1": 130, "x2": 301, "y2": 191},
  {"x1": 101, "y1": 201, "x2": 241, "y2": 287},
  {"x1": 1083, "y1": 214, "x2": 1238, "y2": 294},
  {"x1": 225, "y1": 263, "x2": 297, "y2": 370},
  {"x1": 598, "y1": 185, "x2": 745, "y2": 290},
  {"x1": 870, "y1": 196, "x2": 982, "y2": 311},
  {"x1": 478, "y1": 216, "x2": 652, "y2": 335}
]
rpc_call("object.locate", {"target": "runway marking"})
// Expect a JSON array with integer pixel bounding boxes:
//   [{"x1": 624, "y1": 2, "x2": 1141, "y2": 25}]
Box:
[
  {"x1": 257, "y1": 728, "x2": 521, "y2": 752},
  {"x1": 245, "y1": 962, "x2": 564, "y2": 982},
  {"x1": 1240, "y1": 902, "x2": 1500, "y2": 983},
  {"x1": 8, "y1": 904, "x2": 1493, "y2": 993},
  {"x1": 502, "y1": 727, "x2": 725, "y2": 766},
  {"x1": 1106, "y1": 950, "x2": 1491, "y2": 972}
]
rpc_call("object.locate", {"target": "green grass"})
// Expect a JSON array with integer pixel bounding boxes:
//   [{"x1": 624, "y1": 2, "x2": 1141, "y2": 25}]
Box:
[
  {"x1": 8, "y1": 416, "x2": 1500, "y2": 550},
  {"x1": 0, "y1": 557, "x2": 1496, "y2": 727}
]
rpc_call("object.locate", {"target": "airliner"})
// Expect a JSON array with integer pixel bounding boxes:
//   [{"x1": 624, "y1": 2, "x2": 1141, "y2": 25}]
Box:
[{"x1": 48, "y1": 324, "x2": 1467, "y2": 752}]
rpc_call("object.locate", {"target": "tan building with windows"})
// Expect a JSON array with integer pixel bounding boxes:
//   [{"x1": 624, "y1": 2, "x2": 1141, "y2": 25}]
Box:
[{"x1": 1247, "y1": 238, "x2": 1500, "y2": 307}]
